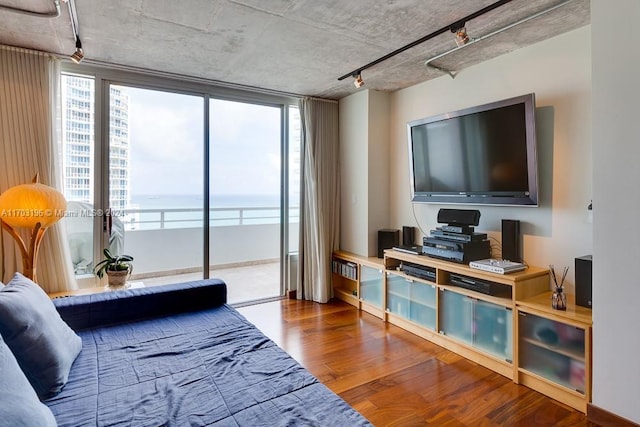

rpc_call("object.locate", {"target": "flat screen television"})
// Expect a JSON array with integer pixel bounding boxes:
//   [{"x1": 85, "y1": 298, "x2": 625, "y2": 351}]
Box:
[{"x1": 407, "y1": 93, "x2": 538, "y2": 206}]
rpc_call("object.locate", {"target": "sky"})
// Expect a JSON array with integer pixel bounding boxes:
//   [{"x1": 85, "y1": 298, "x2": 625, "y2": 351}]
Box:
[{"x1": 120, "y1": 86, "x2": 284, "y2": 197}]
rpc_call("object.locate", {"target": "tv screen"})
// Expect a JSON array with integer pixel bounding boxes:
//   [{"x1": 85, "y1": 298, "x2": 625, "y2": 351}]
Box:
[{"x1": 407, "y1": 93, "x2": 538, "y2": 206}]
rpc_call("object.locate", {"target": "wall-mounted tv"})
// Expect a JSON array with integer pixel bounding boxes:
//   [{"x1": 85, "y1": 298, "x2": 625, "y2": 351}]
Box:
[{"x1": 407, "y1": 93, "x2": 538, "y2": 206}]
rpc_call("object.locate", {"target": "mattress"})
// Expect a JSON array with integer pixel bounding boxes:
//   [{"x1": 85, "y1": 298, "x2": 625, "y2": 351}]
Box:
[{"x1": 44, "y1": 303, "x2": 371, "y2": 426}]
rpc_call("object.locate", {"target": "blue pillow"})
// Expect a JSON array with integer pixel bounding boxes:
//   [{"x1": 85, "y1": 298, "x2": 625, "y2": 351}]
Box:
[
  {"x1": 0, "y1": 333, "x2": 57, "y2": 426},
  {"x1": 0, "y1": 273, "x2": 82, "y2": 397}
]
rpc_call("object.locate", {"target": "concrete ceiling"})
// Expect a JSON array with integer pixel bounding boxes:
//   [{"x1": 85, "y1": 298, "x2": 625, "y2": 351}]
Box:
[{"x1": 0, "y1": 0, "x2": 589, "y2": 99}]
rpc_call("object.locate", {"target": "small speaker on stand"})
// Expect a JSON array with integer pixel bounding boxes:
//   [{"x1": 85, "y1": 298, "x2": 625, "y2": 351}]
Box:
[
  {"x1": 502, "y1": 219, "x2": 521, "y2": 262},
  {"x1": 575, "y1": 255, "x2": 592, "y2": 308},
  {"x1": 378, "y1": 229, "x2": 399, "y2": 258},
  {"x1": 402, "y1": 226, "x2": 415, "y2": 246}
]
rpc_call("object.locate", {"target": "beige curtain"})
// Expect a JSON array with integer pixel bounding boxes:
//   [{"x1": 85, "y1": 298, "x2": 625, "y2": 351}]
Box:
[
  {"x1": 297, "y1": 97, "x2": 340, "y2": 303},
  {"x1": 0, "y1": 45, "x2": 77, "y2": 292}
]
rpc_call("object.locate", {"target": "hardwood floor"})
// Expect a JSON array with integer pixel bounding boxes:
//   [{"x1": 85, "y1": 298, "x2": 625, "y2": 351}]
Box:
[{"x1": 237, "y1": 299, "x2": 597, "y2": 426}]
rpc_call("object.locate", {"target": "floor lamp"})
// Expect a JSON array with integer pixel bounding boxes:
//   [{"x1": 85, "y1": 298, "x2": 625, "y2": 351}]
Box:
[{"x1": 0, "y1": 174, "x2": 66, "y2": 283}]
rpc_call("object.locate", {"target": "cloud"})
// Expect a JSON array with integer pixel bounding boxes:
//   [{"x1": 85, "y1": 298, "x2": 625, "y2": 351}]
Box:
[{"x1": 119, "y1": 86, "x2": 287, "y2": 197}]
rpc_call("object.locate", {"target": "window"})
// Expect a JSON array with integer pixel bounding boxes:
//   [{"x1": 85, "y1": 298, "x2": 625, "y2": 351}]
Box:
[{"x1": 60, "y1": 68, "x2": 301, "y2": 303}]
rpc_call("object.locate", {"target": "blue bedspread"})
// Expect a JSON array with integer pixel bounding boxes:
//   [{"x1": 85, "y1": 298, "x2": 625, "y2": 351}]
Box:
[{"x1": 45, "y1": 301, "x2": 371, "y2": 426}]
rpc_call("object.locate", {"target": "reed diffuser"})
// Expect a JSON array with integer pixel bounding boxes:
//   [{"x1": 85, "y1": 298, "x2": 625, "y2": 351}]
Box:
[{"x1": 549, "y1": 265, "x2": 568, "y2": 310}]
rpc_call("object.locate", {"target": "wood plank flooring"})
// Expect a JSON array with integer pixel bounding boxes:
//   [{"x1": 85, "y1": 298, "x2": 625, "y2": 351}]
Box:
[{"x1": 237, "y1": 298, "x2": 596, "y2": 426}]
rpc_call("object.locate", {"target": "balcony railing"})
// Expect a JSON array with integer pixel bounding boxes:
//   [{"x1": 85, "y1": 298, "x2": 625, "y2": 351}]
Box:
[{"x1": 121, "y1": 206, "x2": 300, "y2": 230}]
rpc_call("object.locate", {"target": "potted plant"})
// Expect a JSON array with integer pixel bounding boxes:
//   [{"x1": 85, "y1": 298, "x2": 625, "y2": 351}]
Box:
[{"x1": 94, "y1": 248, "x2": 134, "y2": 288}]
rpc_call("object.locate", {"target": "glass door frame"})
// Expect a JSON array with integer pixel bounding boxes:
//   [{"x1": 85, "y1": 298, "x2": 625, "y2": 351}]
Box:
[{"x1": 63, "y1": 62, "x2": 299, "y2": 297}]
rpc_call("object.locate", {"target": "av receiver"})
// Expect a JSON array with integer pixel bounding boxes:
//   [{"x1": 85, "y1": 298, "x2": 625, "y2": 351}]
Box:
[{"x1": 422, "y1": 237, "x2": 490, "y2": 264}]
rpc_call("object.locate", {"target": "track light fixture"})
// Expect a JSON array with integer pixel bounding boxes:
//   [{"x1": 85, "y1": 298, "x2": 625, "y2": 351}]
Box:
[
  {"x1": 70, "y1": 36, "x2": 84, "y2": 63},
  {"x1": 66, "y1": 0, "x2": 84, "y2": 64},
  {"x1": 353, "y1": 73, "x2": 364, "y2": 88},
  {"x1": 453, "y1": 25, "x2": 470, "y2": 46},
  {"x1": 425, "y1": 0, "x2": 577, "y2": 77}
]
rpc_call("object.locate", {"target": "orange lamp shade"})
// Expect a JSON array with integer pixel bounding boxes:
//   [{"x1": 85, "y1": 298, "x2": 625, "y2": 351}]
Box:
[{"x1": 0, "y1": 182, "x2": 67, "y2": 228}]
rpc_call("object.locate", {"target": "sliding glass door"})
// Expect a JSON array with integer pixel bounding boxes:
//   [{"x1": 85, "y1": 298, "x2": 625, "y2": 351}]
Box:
[
  {"x1": 208, "y1": 99, "x2": 283, "y2": 303},
  {"x1": 107, "y1": 85, "x2": 204, "y2": 282}
]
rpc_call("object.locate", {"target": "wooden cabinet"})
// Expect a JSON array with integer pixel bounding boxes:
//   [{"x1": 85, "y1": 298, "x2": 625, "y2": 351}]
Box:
[{"x1": 332, "y1": 249, "x2": 593, "y2": 413}]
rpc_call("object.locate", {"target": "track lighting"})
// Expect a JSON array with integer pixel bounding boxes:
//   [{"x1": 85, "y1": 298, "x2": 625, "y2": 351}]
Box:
[
  {"x1": 70, "y1": 36, "x2": 84, "y2": 63},
  {"x1": 353, "y1": 73, "x2": 364, "y2": 88},
  {"x1": 337, "y1": 0, "x2": 513, "y2": 83}
]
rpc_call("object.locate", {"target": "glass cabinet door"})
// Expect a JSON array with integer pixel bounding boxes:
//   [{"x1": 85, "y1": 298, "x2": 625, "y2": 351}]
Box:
[
  {"x1": 439, "y1": 290, "x2": 473, "y2": 344},
  {"x1": 473, "y1": 300, "x2": 513, "y2": 361},
  {"x1": 386, "y1": 274, "x2": 436, "y2": 331},
  {"x1": 409, "y1": 281, "x2": 436, "y2": 330},
  {"x1": 386, "y1": 273, "x2": 410, "y2": 317},
  {"x1": 360, "y1": 265, "x2": 383, "y2": 308},
  {"x1": 519, "y1": 312, "x2": 586, "y2": 394},
  {"x1": 440, "y1": 289, "x2": 513, "y2": 361}
]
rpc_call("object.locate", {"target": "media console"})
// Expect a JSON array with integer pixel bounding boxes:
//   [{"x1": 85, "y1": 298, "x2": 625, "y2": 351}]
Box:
[{"x1": 332, "y1": 249, "x2": 593, "y2": 413}]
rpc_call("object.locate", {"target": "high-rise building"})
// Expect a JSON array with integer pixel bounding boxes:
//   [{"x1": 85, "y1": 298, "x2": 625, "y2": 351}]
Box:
[
  {"x1": 60, "y1": 75, "x2": 130, "y2": 211},
  {"x1": 108, "y1": 85, "x2": 130, "y2": 211}
]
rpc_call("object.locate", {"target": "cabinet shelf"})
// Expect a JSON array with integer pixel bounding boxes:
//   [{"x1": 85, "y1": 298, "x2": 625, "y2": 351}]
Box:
[{"x1": 521, "y1": 337, "x2": 585, "y2": 362}]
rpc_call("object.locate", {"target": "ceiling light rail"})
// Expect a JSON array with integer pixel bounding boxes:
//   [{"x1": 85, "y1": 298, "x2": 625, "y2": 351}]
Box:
[
  {"x1": 337, "y1": 0, "x2": 513, "y2": 87},
  {"x1": 425, "y1": 0, "x2": 578, "y2": 78},
  {"x1": 0, "y1": 0, "x2": 61, "y2": 18}
]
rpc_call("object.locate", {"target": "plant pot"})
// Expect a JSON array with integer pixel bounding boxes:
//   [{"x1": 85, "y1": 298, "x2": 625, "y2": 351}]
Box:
[{"x1": 106, "y1": 269, "x2": 130, "y2": 289}]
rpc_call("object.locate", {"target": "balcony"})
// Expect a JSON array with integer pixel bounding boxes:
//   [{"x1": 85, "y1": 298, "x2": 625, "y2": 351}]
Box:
[{"x1": 66, "y1": 204, "x2": 299, "y2": 305}]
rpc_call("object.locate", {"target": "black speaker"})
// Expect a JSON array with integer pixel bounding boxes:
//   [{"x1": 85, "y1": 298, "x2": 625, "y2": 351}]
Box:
[
  {"x1": 402, "y1": 226, "x2": 415, "y2": 246},
  {"x1": 502, "y1": 219, "x2": 521, "y2": 262},
  {"x1": 575, "y1": 255, "x2": 592, "y2": 308},
  {"x1": 378, "y1": 229, "x2": 399, "y2": 258},
  {"x1": 437, "y1": 209, "x2": 481, "y2": 226}
]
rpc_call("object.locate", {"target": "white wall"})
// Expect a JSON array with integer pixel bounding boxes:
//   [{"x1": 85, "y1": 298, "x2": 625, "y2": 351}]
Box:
[
  {"x1": 592, "y1": 1, "x2": 640, "y2": 423},
  {"x1": 340, "y1": 90, "x2": 370, "y2": 255},
  {"x1": 367, "y1": 90, "x2": 390, "y2": 256},
  {"x1": 387, "y1": 26, "x2": 593, "y2": 294},
  {"x1": 339, "y1": 89, "x2": 391, "y2": 257}
]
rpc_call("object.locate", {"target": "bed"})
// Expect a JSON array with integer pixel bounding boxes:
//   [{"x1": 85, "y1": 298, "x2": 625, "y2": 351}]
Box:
[{"x1": 36, "y1": 279, "x2": 371, "y2": 426}]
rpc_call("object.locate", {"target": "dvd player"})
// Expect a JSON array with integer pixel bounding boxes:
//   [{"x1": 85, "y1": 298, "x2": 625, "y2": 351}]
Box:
[
  {"x1": 430, "y1": 229, "x2": 488, "y2": 243},
  {"x1": 400, "y1": 262, "x2": 436, "y2": 281},
  {"x1": 392, "y1": 245, "x2": 423, "y2": 255},
  {"x1": 448, "y1": 273, "x2": 512, "y2": 298}
]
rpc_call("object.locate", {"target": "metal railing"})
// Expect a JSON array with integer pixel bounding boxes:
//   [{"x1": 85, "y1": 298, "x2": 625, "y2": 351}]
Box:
[{"x1": 121, "y1": 206, "x2": 300, "y2": 230}]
